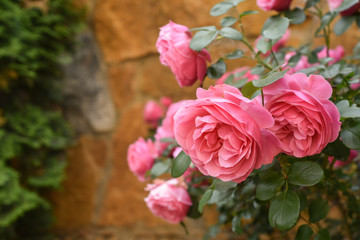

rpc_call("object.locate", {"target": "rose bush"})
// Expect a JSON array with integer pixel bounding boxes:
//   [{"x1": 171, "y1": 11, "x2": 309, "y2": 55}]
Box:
[{"x1": 173, "y1": 84, "x2": 280, "y2": 182}]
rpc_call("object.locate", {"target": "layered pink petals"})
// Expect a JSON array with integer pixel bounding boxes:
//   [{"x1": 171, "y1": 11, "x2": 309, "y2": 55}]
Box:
[
  {"x1": 173, "y1": 84, "x2": 281, "y2": 183},
  {"x1": 145, "y1": 179, "x2": 192, "y2": 224},
  {"x1": 215, "y1": 67, "x2": 259, "y2": 85},
  {"x1": 156, "y1": 21, "x2": 211, "y2": 87},
  {"x1": 263, "y1": 73, "x2": 341, "y2": 158},
  {"x1": 257, "y1": 0, "x2": 292, "y2": 11},
  {"x1": 127, "y1": 138, "x2": 158, "y2": 181}
]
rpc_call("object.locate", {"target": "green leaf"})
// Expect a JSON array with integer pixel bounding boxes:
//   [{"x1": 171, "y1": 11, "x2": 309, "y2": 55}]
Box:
[
  {"x1": 336, "y1": 100, "x2": 360, "y2": 118},
  {"x1": 190, "y1": 26, "x2": 217, "y2": 32},
  {"x1": 314, "y1": 229, "x2": 330, "y2": 240},
  {"x1": 231, "y1": 215, "x2": 243, "y2": 234},
  {"x1": 198, "y1": 188, "x2": 214, "y2": 213},
  {"x1": 187, "y1": 196, "x2": 202, "y2": 219},
  {"x1": 171, "y1": 151, "x2": 191, "y2": 178},
  {"x1": 334, "y1": 16, "x2": 354, "y2": 36},
  {"x1": 340, "y1": 125, "x2": 360, "y2": 150},
  {"x1": 256, "y1": 37, "x2": 271, "y2": 54},
  {"x1": 213, "y1": 179, "x2": 237, "y2": 191},
  {"x1": 305, "y1": 0, "x2": 320, "y2": 9},
  {"x1": 150, "y1": 160, "x2": 170, "y2": 178},
  {"x1": 288, "y1": 161, "x2": 323, "y2": 187},
  {"x1": 324, "y1": 137, "x2": 350, "y2": 162},
  {"x1": 316, "y1": 13, "x2": 337, "y2": 37},
  {"x1": 225, "y1": 49, "x2": 244, "y2": 59},
  {"x1": 219, "y1": 27, "x2": 243, "y2": 40},
  {"x1": 296, "y1": 190, "x2": 308, "y2": 211},
  {"x1": 335, "y1": 0, "x2": 359, "y2": 12},
  {"x1": 190, "y1": 30, "x2": 218, "y2": 51},
  {"x1": 207, "y1": 59, "x2": 227, "y2": 79},
  {"x1": 256, "y1": 171, "x2": 285, "y2": 201},
  {"x1": 284, "y1": 8, "x2": 306, "y2": 25},
  {"x1": 241, "y1": 81, "x2": 260, "y2": 99},
  {"x1": 295, "y1": 224, "x2": 314, "y2": 240},
  {"x1": 230, "y1": 0, "x2": 245, "y2": 5},
  {"x1": 269, "y1": 190, "x2": 300, "y2": 231},
  {"x1": 262, "y1": 16, "x2": 290, "y2": 40},
  {"x1": 252, "y1": 69, "x2": 288, "y2": 88},
  {"x1": 309, "y1": 199, "x2": 330, "y2": 223},
  {"x1": 210, "y1": 1, "x2": 235, "y2": 16},
  {"x1": 239, "y1": 10, "x2": 259, "y2": 18},
  {"x1": 220, "y1": 17, "x2": 238, "y2": 27}
]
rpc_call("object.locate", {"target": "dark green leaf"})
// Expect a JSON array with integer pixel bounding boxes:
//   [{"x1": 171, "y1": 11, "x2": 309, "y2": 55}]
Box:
[
  {"x1": 269, "y1": 190, "x2": 300, "y2": 231},
  {"x1": 219, "y1": 27, "x2": 243, "y2": 40},
  {"x1": 198, "y1": 188, "x2": 214, "y2": 213},
  {"x1": 335, "y1": 0, "x2": 359, "y2": 12},
  {"x1": 251, "y1": 64, "x2": 265, "y2": 75},
  {"x1": 256, "y1": 37, "x2": 271, "y2": 54},
  {"x1": 171, "y1": 151, "x2": 191, "y2": 178},
  {"x1": 309, "y1": 199, "x2": 330, "y2": 223},
  {"x1": 334, "y1": 16, "x2": 354, "y2": 36},
  {"x1": 150, "y1": 160, "x2": 170, "y2": 177},
  {"x1": 256, "y1": 171, "x2": 285, "y2": 201},
  {"x1": 210, "y1": 1, "x2": 235, "y2": 16},
  {"x1": 316, "y1": 13, "x2": 336, "y2": 37},
  {"x1": 295, "y1": 224, "x2": 314, "y2": 240},
  {"x1": 239, "y1": 10, "x2": 259, "y2": 17},
  {"x1": 190, "y1": 30, "x2": 218, "y2": 51},
  {"x1": 288, "y1": 161, "x2": 323, "y2": 186},
  {"x1": 187, "y1": 197, "x2": 202, "y2": 219},
  {"x1": 340, "y1": 125, "x2": 360, "y2": 150},
  {"x1": 305, "y1": 0, "x2": 320, "y2": 9},
  {"x1": 284, "y1": 8, "x2": 306, "y2": 25},
  {"x1": 225, "y1": 49, "x2": 244, "y2": 59},
  {"x1": 336, "y1": 100, "x2": 360, "y2": 118},
  {"x1": 296, "y1": 190, "x2": 308, "y2": 211},
  {"x1": 324, "y1": 137, "x2": 350, "y2": 162},
  {"x1": 241, "y1": 81, "x2": 260, "y2": 99},
  {"x1": 314, "y1": 229, "x2": 330, "y2": 240},
  {"x1": 232, "y1": 215, "x2": 243, "y2": 234},
  {"x1": 213, "y1": 179, "x2": 237, "y2": 191},
  {"x1": 220, "y1": 17, "x2": 238, "y2": 27},
  {"x1": 207, "y1": 59, "x2": 227, "y2": 79},
  {"x1": 262, "y1": 16, "x2": 290, "y2": 40},
  {"x1": 252, "y1": 69, "x2": 288, "y2": 88}
]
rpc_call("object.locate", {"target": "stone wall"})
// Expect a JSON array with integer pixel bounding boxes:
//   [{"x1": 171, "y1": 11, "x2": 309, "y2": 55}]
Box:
[{"x1": 51, "y1": 0, "x2": 360, "y2": 239}]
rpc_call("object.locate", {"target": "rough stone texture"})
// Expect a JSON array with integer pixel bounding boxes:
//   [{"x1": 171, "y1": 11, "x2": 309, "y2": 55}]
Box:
[{"x1": 63, "y1": 31, "x2": 116, "y2": 134}]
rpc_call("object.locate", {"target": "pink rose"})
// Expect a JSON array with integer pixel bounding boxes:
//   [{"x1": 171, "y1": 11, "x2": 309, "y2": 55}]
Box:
[
  {"x1": 145, "y1": 179, "x2": 192, "y2": 224},
  {"x1": 143, "y1": 100, "x2": 164, "y2": 128},
  {"x1": 283, "y1": 52, "x2": 312, "y2": 74},
  {"x1": 160, "y1": 96, "x2": 173, "y2": 108},
  {"x1": 156, "y1": 21, "x2": 211, "y2": 87},
  {"x1": 127, "y1": 137, "x2": 158, "y2": 181},
  {"x1": 257, "y1": 0, "x2": 292, "y2": 11},
  {"x1": 215, "y1": 67, "x2": 259, "y2": 85},
  {"x1": 155, "y1": 101, "x2": 186, "y2": 155},
  {"x1": 255, "y1": 29, "x2": 290, "y2": 56},
  {"x1": 263, "y1": 73, "x2": 341, "y2": 158},
  {"x1": 329, "y1": 150, "x2": 358, "y2": 167},
  {"x1": 327, "y1": 0, "x2": 360, "y2": 15},
  {"x1": 173, "y1": 84, "x2": 281, "y2": 183},
  {"x1": 317, "y1": 46, "x2": 345, "y2": 65},
  {"x1": 350, "y1": 82, "x2": 360, "y2": 90}
]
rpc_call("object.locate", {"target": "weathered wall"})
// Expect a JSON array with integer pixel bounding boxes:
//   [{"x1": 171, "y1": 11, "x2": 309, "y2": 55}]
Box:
[{"x1": 50, "y1": 0, "x2": 360, "y2": 239}]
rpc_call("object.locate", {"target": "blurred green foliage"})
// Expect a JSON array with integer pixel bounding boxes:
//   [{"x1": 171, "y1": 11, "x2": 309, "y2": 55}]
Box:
[{"x1": 0, "y1": 0, "x2": 83, "y2": 239}]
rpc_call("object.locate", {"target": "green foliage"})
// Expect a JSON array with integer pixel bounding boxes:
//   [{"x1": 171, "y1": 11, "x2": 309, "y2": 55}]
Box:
[
  {"x1": 0, "y1": 0, "x2": 82, "y2": 238},
  {"x1": 171, "y1": 151, "x2": 191, "y2": 178}
]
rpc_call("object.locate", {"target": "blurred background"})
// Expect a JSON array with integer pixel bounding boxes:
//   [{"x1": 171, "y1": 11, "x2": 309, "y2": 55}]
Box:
[{"x1": 1, "y1": 0, "x2": 359, "y2": 239}]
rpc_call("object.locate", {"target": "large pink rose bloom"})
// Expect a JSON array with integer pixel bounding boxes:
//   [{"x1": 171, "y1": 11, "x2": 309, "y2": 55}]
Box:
[
  {"x1": 173, "y1": 84, "x2": 281, "y2": 183},
  {"x1": 327, "y1": 0, "x2": 360, "y2": 15},
  {"x1": 257, "y1": 0, "x2": 292, "y2": 11},
  {"x1": 263, "y1": 73, "x2": 341, "y2": 158},
  {"x1": 127, "y1": 137, "x2": 158, "y2": 181},
  {"x1": 145, "y1": 179, "x2": 192, "y2": 224},
  {"x1": 215, "y1": 67, "x2": 259, "y2": 85},
  {"x1": 155, "y1": 100, "x2": 186, "y2": 155},
  {"x1": 156, "y1": 21, "x2": 211, "y2": 87},
  {"x1": 143, "y1": 100, "x2": 164, "y2": 128}
]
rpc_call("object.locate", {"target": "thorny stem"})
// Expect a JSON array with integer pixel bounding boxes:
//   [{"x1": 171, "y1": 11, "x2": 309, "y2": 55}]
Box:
[
  {"x1": 270, "y1": 48, "x2": 281, "y2": 70},
  {"x1": 314, "y1": 5, "x2": 331, "y2": 57}
]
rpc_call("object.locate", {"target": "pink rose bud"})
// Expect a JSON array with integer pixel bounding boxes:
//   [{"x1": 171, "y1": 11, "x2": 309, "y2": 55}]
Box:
[
  {"x1": 173, "y1": 84, "x2": 281, "y2": 183},
  {"x1": 215, "y1": 67, "x2": 259, "y2": 85},
  {"x1": 350, "y1": 82, "x2": 360, "y2": 90},
  {"x1": 327, "y1": 0, "x2": 360, "y2": 16},
  {"x1": 127, "y1": 137, "x2": 158, "y2": 181},
  {"x1": 160, "y1": 96, "x2": 173, "y2": 108},
  {"x1": 144, "y1": 100, "x2": 164, "y2": 128},
  {"x1": 155, "y1": 101, "x2": 186, "y2": 155},
  {"x1": 329, "y1": 150, "x2": 358, "y2": 168},
  {"x1": 156, "y1": 21, "x2": 211, "y2": 87},
  {"x1": 263, "y1": 73, "x2": 341, "y2": 158},
  {"x1": 256, "y1": 0, "x2": 292, "y2": 11},
  {"x1": 255, "y1": 29, "x2": 290, "y2": 56},
  {"x1": 145, "y1": 179, "x2": 192, "y2": 224},
  {"x1": 317, "y1": 46, "x2": 345, "y2": 65}
]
